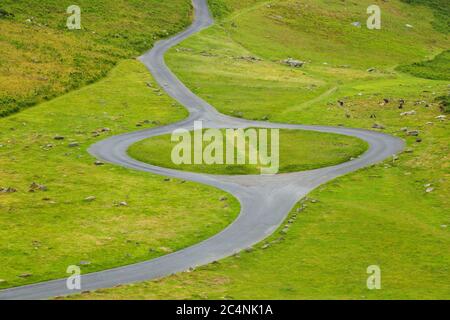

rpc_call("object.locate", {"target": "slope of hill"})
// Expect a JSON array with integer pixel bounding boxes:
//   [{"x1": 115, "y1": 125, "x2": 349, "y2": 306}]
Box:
[
  {"x1": 0, "y1": 59, "x2": 241, "y2": 289},
  {"x1": 0, "y1": 0, "x2": 391, "y2": 294},
  {"x1": 397, "y1": 50, "x2": 450, "y2": 81},
  {"x1": 0, "y1": 0, "x2": 192, "y2": 117},
  {"x1": 73, "y1": 0, "x2": 450, "y2": 299}
]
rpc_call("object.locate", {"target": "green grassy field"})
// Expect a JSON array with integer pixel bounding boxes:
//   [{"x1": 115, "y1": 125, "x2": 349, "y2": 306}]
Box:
[
  {"x1": 0, "y1": 0, "x2": 192, "y2": 117},
  {"x1": 128, "y1": 129, "x2": 368, "y2": 175},
  {"x1": 0, "y1": 0, "x2": 371, "y2": 292},
  {"x1": 0, "y1": 60, "x2": 240, "y2": 289},
  {"x1": 397, "y1": 50, "x2": 450, "y2": 81},
  {"x1": 73, "y1": 0, "x2": 450, "y2": 299}
]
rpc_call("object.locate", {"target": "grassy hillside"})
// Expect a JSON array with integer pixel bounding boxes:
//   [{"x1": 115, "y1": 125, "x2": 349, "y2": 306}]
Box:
[
  {"x1": 401, "y1": 0, "x2": 450, "y2": 33},
  {"x1": 0, "y1": 60, "x2": 240, "y2": 289},
  {"x1": 74, "y1": 0, "x2": 450, "y2": 299},
  {"x1": 0, "y1": 0, "x2": 192, "y2": 117},
  {"x1": 397, "y1": 50, "x2": 450, "y2": 81}
]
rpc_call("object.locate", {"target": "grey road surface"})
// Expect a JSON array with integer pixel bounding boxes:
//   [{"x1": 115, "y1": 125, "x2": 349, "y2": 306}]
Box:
[{"x1": 0, "y1": 0, "x2": 404, "y2": 300}]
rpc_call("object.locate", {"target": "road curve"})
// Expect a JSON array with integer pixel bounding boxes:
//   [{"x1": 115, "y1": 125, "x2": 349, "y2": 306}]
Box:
[{"x1": 0, "y1": 0, "x2": 404, "y2": 300}]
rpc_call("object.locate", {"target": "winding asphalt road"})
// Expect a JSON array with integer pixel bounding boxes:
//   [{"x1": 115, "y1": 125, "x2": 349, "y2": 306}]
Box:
[{"x1": 0, "y1": 0, "x2": 404, "y2": 300}]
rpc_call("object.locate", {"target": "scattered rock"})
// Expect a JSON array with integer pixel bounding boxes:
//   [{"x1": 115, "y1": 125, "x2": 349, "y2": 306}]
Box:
[
  {"x1": 338, "y1": 100, "x2": 345, "y2": 107},
  {"x1": 261, "y1": 244, "x2": 270, "y2": 250},
  {"x1": 367, "y1": 67, "x2": 376, "y2": 73},
  {"x1": 372, "y1": 123, "x2": 385, "y2": 130},
  {"x1": 84, "y1": 196, "x2": 96, "y2": 202},
  {"x1": 414, "y1": 100, "x2": 427, "y2": 106},
  {"x1": 92, "y1": 128, "x2": 111, "y2": 136},
  {"x1": 416, "y1": 138, "x2": 422, "y2": 143},
  {"x1": 405, "y1": 24, "x2": 413, "y2": 28},
  {"x1": 0, "y1": 187, "x2": 17, "y2": 193},
  {"x1": 400, "y1": 110, "x2": 416, "y2": 116},
  {"x1": 235, "y1": 55, "x2": 262, "y2": 62},
  {"x1": 118, "y1": 201, "x2": 128, "y2": 207},
  {"x1": 425, "y1": 187, "x2": 434, "y2": 193},
  {"x1": 436, "y1": 115, "x2": 446, "y2": 121},
  {"x1": 68, "y1": 142, "x2": 79, "y2": 148},
  {"x1": 245, "y1": 247, "x2": 254, "y2": 253},
  {"x1": 351, "y1": 21, "x2": 361, "y2": 27},
  {"x1": 219, "y1": 196, "x2": 227, "y2": 201},
  {"x1": 406, "y1": 130, "x2": 419, "y2": 136},
  {"x1": 404, "y1": 148, "x2": 414, "y2": 154},
  {"x1": 18, "y1": 273, "x2": 32, "y2": 278},
  {"x1": 400, "y1": 127, "x2": 408, "y2": 132},
  {"x1": 78, "y1": 260, "x2": 91, "y2": 266},
  {"x1": 280, "y1": 227, "x2": 289, "y2": 234},
  {"x1": 54, "y1": 136, "x2": 65, "y2": 140},
  {"x1": 283, "y1": 58, "x2": 305, "y2": 68},
  {"x1": 29, "y1": 182, "x2": 47, "y2": 192},
  {"x1": 261, "y1": 115, "x2": 270, "y2": 121},
  {"x1": 164, "y1": 178, "x2": 171, "y2": 182},
  {"x1": 94, "y1": 160, "x2": 104, "y2": 166}
]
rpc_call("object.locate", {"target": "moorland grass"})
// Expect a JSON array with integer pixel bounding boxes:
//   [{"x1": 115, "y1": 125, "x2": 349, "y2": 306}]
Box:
[
  {"x1": 128, "y1": 129, "x2": 368, "y2": 175},
  {"x1": 73, "y1": 0, "x2": 450, "y2": 299},
  {"x1": 400, "y1": 0, "x2": 450, "y2": 33},
  {"x1": 0, "y1": 0, "x2": 192, "y2": 117},
  {"x1": 397, "y1": 50, "x2": 450, "y2": 81},
  {"x1": 0, "y1": 60, "x2": 240, "y2": 289}
]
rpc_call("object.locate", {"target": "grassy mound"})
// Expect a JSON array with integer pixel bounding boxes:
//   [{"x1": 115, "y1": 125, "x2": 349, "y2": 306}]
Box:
[{"x1": 128, "y1": 129, "x2": 368, "y2": 175}]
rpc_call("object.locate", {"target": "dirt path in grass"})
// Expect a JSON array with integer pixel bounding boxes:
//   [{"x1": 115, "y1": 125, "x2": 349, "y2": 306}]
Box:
[{"x1": 0, "y1": 0, "x2": 404, "y2": 300}]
